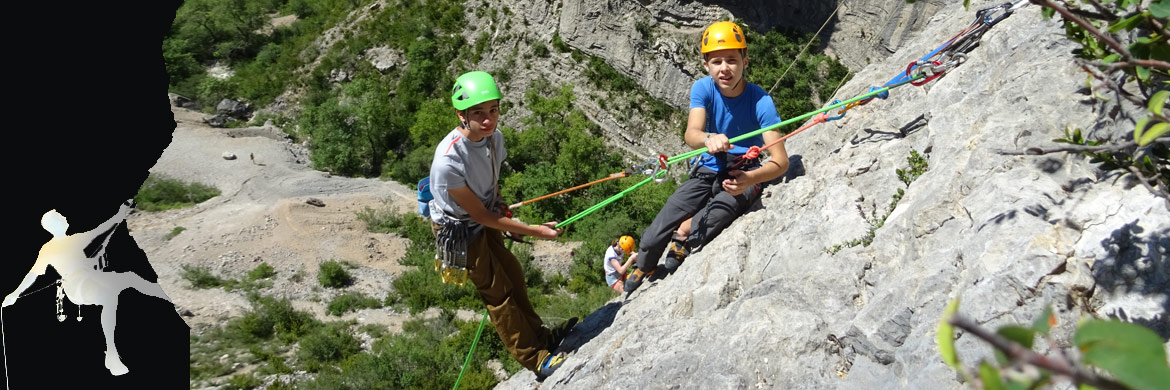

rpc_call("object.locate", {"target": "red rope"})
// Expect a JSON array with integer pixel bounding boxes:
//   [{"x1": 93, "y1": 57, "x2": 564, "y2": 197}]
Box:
[{"x1": 729, "y1": 112, "x2": 830, "y2": 170}]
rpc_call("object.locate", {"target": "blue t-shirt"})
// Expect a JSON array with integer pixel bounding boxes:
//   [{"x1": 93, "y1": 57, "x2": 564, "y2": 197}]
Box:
[{"x1": 689, "y1": 76, "x2": 783, "y2": 172}]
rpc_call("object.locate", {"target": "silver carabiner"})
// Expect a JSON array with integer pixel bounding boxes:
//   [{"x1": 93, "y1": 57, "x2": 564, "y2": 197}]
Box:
[{"x1": 651, "y1": 154, "x2": 670, "y2": 183}]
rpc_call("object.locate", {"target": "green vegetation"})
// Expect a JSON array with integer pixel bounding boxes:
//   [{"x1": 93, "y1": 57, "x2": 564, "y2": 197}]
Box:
[
  {"x1": 1025, "y1": 1, "x2": 1169, "y2": 203},
  {"x1": 300, "y1": 310, "x2": 501, "y2": 390},
  {"x1": 180, "y1": 264, "x2": 226, "y2": 289},
  {"x1": 825, "y1": 149, "x2": 929, "y2": 255},
  {"x1": 164, "y1": 226, "x2": 185, "y2": 240},
  {"x1": 190, "y1": 294, "x2": 322, "y2": 383},
  {"x1": 582, "y1": 56, "x2": 684, "y2": 129},
  {"x1": 247, "y1": 262, "x2": 276, "y2": 280},
  {"x1": 297, "y1": 321, "x2": 362, "y2": 370},
  {"x1": 165, "y1": 0, "x2": 365, "y2": 110},
  {"x1": 295, "y1": 0, "x2": 466, "y2": 179},
  {"x1": 318, "y1": 260, "x2": 354, "y2": 288},
  {"x1": 326, "y1": 291, "x2": 383, "y2": 316},
  {"x1": 180, "y1": 262, "x2": 276, "y2": 291},
  {"x1": 134, "y1": 173, "x2": 220, "y2": 212},
  {"x1": 739, "y1": 22, "x2": 853, "y2": 126},
  {"x1": 223, "y1": 373, "x2": 262, "y2": 390}
]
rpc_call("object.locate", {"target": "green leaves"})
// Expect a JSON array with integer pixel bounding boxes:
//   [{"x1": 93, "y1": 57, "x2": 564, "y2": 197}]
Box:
[
  {"x1": 1149, "y1": 90, "x2": 1168, "y2": 116},
  {"x1": 980, "y1": 361, "x2": 1004, "y2": 390},
  {"x1": 937, "y1": 298, "x2": 961, "y2": 371},
  {"x1": 1140, "y1": 123, "x2": 1169, "y2": 145},
  {"x1": 1042, "y1": 6, "x2": 1055, "y2": 20},
  {"x1": 1135, "y1": 90, "x2": 1170, "y2": 146},
  {"x1": 1107, "y1": 12, "x2": 1147, "y2": 33},
  {"x1": 1075, "y1": 319, "x2": 1170, "y2": 390},
  {"x1": 1151, "y1": 0, "x2": 1170, "y2": 18},
  {"x1": 993, "y1": 326, "x2": 1035, "y2": 365}
]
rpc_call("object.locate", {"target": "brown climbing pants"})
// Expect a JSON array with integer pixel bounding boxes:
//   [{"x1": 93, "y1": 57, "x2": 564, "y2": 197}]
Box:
[{"x1": 433, "y1": 223, "x2": 551, "y2": 371}]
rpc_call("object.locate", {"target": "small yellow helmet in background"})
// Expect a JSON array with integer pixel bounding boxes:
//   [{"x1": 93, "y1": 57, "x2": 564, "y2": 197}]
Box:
[{"x1": 618, "y1": 235, "x2": 636, "y2": 254}]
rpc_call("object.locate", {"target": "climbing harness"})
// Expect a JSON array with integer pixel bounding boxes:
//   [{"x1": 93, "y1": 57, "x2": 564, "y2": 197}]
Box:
[{"x1": 433, "y1": 134, "x2": 504, "y2": 287}]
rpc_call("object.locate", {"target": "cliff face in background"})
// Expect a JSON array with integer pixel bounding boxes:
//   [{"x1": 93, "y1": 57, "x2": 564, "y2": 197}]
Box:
[
  {"x1": 463, "y1": 0, "x2": 946, "y2": 162},
  {"x1": 494, "y1": 1, "x2": 1170, "y2": 388}
]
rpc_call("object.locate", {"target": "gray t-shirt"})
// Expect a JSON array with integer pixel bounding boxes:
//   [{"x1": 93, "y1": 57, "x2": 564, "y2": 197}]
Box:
[{"x1": 428, "y1": 128, "x2": 506, "y2": 224}]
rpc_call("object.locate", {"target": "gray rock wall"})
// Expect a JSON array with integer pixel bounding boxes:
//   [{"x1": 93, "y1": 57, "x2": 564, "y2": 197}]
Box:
[
  {"x1": 464, "y1": 0, "x2": 947, "y2": 162},
  {"x1": 496, "y1": 2, "x2": 1169, "y2": 389}
]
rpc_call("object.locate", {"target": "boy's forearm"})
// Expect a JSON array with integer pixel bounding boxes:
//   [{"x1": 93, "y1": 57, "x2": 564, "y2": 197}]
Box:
[
  {"x1": 8, "y1": 272, "x2": 38, "y2": 297},
  {"x1": 751, "y1": 159, "x2": 788, "y2": 183},
  {"x1": 472, "y1": 211, "x2": 541, "y2": 237}
]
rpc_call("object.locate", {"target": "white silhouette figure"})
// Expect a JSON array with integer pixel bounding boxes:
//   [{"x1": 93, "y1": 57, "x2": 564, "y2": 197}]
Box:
[{"x1": 2, "y1": 199, "x2": 172, "y2": 376}]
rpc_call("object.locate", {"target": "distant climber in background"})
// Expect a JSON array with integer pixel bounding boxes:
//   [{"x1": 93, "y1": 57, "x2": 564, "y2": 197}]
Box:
[
  {"x1": 3, "y1": 199, "x2": 173, "y2": 376},
  {"x1": 604, "y1": 235, "x2": 639, "y2": 293},
  {"x1": 625, "y1": 21, "x2": 790, "y2": 295}
]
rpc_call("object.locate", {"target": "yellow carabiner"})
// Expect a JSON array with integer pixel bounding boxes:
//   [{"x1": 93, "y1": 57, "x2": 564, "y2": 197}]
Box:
[{"x1": 456, "y1": 269, "x2": 468, "y2": 287}]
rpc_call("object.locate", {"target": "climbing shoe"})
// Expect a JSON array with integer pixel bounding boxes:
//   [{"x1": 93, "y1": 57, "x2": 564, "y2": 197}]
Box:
[
  {"x1": 623, "y1": 267, "x2": 655, "y2": 296},
  {"x1": 662, "y1": 237, "x2": 689, "y2": 274},
  {"x1": 535, "y1": 351, "x2": 568, "y2": 381},
  {"x1": 547, "y1": 316, "x2": 579, "y2": 349}
]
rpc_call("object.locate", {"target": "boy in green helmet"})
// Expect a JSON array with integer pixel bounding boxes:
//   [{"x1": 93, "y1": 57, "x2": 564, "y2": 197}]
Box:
[{"x1": 427, "y1": 71, "x2": 569, "y2": 380}]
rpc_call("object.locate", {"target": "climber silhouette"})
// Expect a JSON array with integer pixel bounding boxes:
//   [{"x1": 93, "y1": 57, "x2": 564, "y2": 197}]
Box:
[{"x1": 2, "y1": 199, "x2": 172, "y2": 376}]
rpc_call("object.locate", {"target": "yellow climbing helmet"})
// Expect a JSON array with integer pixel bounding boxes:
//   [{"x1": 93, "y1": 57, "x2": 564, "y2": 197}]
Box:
[
  {"x1": 618, "y1": 235, "x2": 636, "y2": 254},
  {"x1": 701, "y1": 21, "x2": 747, "y2": 54}
]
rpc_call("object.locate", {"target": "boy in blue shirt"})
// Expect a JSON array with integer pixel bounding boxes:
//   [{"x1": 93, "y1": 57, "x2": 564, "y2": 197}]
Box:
[{"x1": 626, "y1": 21, "x2": 790, "y2": 294}]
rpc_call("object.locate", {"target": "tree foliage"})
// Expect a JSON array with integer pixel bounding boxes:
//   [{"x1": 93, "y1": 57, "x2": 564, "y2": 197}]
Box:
[
  {"x1": 739, "y1": 22, "x2": 852, "y2": 127},
  {"x1": 1033, "y1": 0, "x2": 1170, "y2": 206}
]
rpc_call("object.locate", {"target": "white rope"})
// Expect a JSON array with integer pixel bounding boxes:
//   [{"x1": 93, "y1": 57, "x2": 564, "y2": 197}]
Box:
[
  {"x1": 3, "y1": 308, "x2": 10, "y2": 390},
  {"x1": 768, "y1": 3, "x2": 844, "y2": 95}
]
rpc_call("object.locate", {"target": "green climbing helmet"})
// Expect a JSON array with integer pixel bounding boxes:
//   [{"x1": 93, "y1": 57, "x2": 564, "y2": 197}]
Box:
[{"x1": 451, "y1": 71, "x2": 503, "y2": 111}]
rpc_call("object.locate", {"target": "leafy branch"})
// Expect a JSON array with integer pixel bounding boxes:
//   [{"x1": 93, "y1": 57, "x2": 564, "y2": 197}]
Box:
[
  {"x1": 996, "y1": 137, "x2": 1169, "y2": 155},
  {"x1": 937, "y1": 298, "x2": 1170, "y2": 390},
  {"x1": 1008, "y1": 0, "x2": 1170, "y2": 209},
  {"x1": 948, "y1": 314, "x2": 1129, "y2": 390},
  {"x1": 1031, "y1": 0, "x2": 1170, "y2": 72}
]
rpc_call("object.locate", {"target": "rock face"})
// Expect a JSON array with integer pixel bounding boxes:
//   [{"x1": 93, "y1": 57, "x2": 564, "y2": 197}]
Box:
[
  {"x1": 216, "y1": 98, "x2": 250, "y2": 119},
  {"x1": 457, "y1": 0, "x2": 946, "y2": 162},
  {"x1": 496, "y1": 3, "x2": 1169, "y2": 389},
  {"x1": 362, "y1": 46, "x2": 402, "y2": 73},
  {"x1": 552, "y1": 0, "x2": 945, "y2": 106}
]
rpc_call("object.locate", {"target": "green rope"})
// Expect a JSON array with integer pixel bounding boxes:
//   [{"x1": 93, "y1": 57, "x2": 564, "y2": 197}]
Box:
[
  {"x1": 554, "y1": 73, "x2": 924, "y2": 229},
  {"x1": 555, "y1": 170, "x2": 666, "y2": 228},
  {"x1": 453, "y1": 309, "x2": 489, "y2": 390},
  {"x1": 666, "y1": 74, "x2": 923, "y2": 165}
]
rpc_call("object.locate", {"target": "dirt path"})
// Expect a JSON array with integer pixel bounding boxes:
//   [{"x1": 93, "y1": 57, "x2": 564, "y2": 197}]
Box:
[{"x1": 128, "y1": 107, "x2": 438, "y2": 332}]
